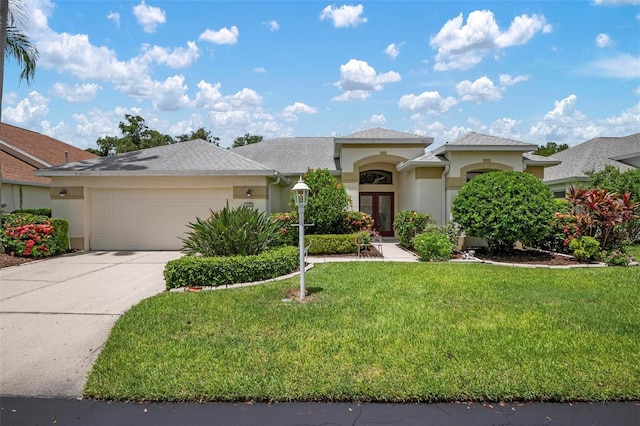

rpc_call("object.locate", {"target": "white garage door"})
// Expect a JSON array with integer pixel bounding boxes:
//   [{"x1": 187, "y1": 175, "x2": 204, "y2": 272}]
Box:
[{"x1": 90, "y1": 188, "x2": 232, "y2": 250}]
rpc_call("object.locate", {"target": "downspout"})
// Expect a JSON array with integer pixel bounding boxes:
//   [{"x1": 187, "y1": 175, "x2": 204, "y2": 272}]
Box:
[
  {"x1": 267, "y1": 173, "x2": 282, "y2": 215},
  {"x1": 441, "y1": 164, "x2": 450, "y2": 225}
]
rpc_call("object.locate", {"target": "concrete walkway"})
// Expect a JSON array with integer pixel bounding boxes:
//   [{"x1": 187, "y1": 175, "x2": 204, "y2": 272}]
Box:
[
  {"x1": 308, "y1": 241, "x2": 418, "y2": 263},
  {"x1": 0, "y1": 251, "x2": 182, "y2": 398}
]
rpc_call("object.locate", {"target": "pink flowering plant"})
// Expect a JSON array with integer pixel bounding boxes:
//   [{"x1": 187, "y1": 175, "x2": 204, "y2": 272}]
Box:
[{"x1": 2, "y1": 214, "x2": 58, "y2": 258}]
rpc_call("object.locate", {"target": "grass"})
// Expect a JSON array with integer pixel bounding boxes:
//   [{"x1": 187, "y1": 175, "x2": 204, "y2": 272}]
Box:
[
  {"x1": 625, "y1": 244, "x2": 640, "y2": 260},
  {"x1": 84, "y1": 262, "x2": 640, "y2": 403}
]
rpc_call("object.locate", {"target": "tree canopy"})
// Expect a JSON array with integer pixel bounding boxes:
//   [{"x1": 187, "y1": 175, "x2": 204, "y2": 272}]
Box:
[
  {"x1": 232, "y1": 133, "x2": 263, "y2": 148},
  {"x1": 533, "y1": 142, "x2": 569, "y2": 157},
  {"x1": 585, "y1": 165, "x2": 640, "y2": 202},
  {"x1": 91, "y1": 116, "x2": 222, "y2": 156}
]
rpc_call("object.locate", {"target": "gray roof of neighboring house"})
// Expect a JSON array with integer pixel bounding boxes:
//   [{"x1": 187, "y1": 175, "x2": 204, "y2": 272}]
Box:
[
  {"x1": 432, "y1": 132, "x2": 537, "y2": 154},
  {"x1": 544, "y1": 133, "x2": 640, "y2": 183},
  {"x1": 339, "y1": 127, "x2": 432, "y2": 143},
  {"x1": 35, "y1": 139, "x2": 282, "y2": 177},
  {"x1": 231, "y1": 137, "x2": 338, "y2": 175}
]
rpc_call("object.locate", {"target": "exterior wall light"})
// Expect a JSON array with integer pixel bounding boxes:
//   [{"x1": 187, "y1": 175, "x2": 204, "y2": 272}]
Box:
[
  {"x1": 246, "y1": 188, "x2": 252, "y2": 197},
  {"x1": 59, "y1": 188, "x2": 68, "y2": 198}
]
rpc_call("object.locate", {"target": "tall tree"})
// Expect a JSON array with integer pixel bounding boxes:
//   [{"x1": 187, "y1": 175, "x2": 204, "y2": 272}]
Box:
[
  {"x1": 95, "y1": 115, "x2": 174, "y2": 156},
  {"x1": 232, "y1": 133, "x2": 263, "y2": 148},
  {"x1": 533, "y1": 141, "x2": 569, "y2": 157},
  {"x1": 175, "y1": 128, "x2": 220, "y2": 145}
]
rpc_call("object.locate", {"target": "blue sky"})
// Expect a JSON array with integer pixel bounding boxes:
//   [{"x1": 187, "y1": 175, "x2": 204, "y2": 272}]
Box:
[{"x1": 2, "y1": 0, "x2": 639, "y2": 149}]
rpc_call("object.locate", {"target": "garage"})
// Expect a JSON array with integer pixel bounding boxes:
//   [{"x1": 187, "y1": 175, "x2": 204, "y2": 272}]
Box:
[{"x1": 90, "y1": 188, "x2": 232, "y2": 250}]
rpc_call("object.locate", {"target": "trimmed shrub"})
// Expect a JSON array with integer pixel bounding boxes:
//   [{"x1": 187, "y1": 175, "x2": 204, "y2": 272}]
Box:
[
  {"x1": 50, "y1": 218, "x2": 70, "y2": 254},
  {"x1": 451, "y1": 171, "x2": 555, "y2": 253},
  {"x1": 292, "y1": 169, "x2": 351, "y2": 235},
  {"x1": 393, "y1": 210, "x2": 434, "y2": 249},
  {"x1": 164, "y1": 246, "x2": 299, "y2": 290},
  {"x1": 181, "y1": 203, "x2": 283, "y2": 256},
  {"x1": 1, "y1": 213, "x2": 58, "y2": 257},
  {"x1": 414, "y1": 231, "x2": 454, "y2": 261},
  {"x1": 533, "y1": 199, "x2": 572, "y2": 254},
  {"x1": 333, "y1": 211, "x2": 374, "y2": 234},
  {"x1": 10, "y1": 208, "x2": 52, "y2": 217},
  {"x1": 569, "y1": 236, "x2": 602, "y2": 262},
  {"x1": 604, "y1": 249, "x2": 634, "y2": 266},
  {"x1": 306, "y1": 233, "x2": 361, "y2": 254}
]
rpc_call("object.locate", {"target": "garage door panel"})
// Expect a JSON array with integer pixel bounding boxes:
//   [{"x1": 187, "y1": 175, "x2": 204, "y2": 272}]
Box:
[{"x1": 91, "y1": 188, "x2": 231, "y2": 250}]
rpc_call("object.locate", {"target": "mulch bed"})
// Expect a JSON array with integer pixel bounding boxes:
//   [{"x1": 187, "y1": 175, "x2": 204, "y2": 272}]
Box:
[
  {"x1": 466, "y1": 248, "x2": 585, "y2": 266},
  {"x1": 0, "y1": 253, "x2": 37, "y2": 269}
]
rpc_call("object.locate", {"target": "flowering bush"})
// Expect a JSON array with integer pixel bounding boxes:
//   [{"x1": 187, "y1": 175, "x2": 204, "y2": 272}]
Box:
[
  {"x1": 3, "y1": 219, "x2": 57, "y2": 258},
  {"x1": 603, "y1": 250, "x2": 635, "y2": 266},
  {"x1": 393, "y1": 210, "x2": 434, "y2": 249},
  {"x1": 340, "y1": 211, "x2": 374, "y2": 234},
  {"x1": 271, "y1": 211, "x2": 298, "y2": 246}
]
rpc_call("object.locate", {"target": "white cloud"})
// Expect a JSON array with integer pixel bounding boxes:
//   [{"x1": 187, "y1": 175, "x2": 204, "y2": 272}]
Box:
[
  {"x1": 384, "y1": 43, "x2": 401, "y2": 60},
  {"x1": 139, "y1": 41, "x2": 200, "y2": 68},
  {"x1": 230, "y1": 88, "x2": 262, "y2": 108},
  {"x1": 199, "y1": 26, "x2": 239, "y2": 45},
  {"x1": 264, "y1": 20, "x2": 279, "y2": 31},
  {"x1": 456, "y1": 76, "x2": 502, "y2": 103},
  {"x1": 593, "y1": 0, "x2": 640, "y2": 5},
  {"x1": 527, "y1": 94, "x2": 605, "y2": 144},
  {"x1": 602, "y1": 102, "x2": 640, "y2": 135},
  {"x1": 320, "y1": 4, "x2": 367, "y2": 28},
  {"x1": 133, "y1": 1, "x2": 166, "y2": 34},
  {"x1": 583, "y1": 54, "x2": 640, "y2": 78},
  {"x1": 282, "y1": 102, "x2": 318, "y2": 122},
  {"x1": 398, "y1": 91, "x2": 458, "y2": 114},
  {"x1": 499, "y1": 74, "x2": 530, "y2": 86},
  {"x1": 333, "y1": 59, "x2": 401, "y2": 101},
  {"x1": 151, "y1": 75, "x2": 190, "y2": 111},
  {"x1": 370, "y1": 114, "x2": 386, "y2": 125},
  {"x1": 253, "y1": 67, "x2": 267, "y2": 73},
  {"x1": 50, "y1": 83, "x2": 102, "y2": 103},
  {"x1": 635, "y1": 85, "x2": 640, "y2": 95},
  {"x1": 490, "y1": 117, "x2": 520, "y2": 137},
  {"x1": 430, "y1": 10, "x2": 551, "y2": 71},
  {"x1": 595, "y1": 33, "x2": 612, "y2": 48},
  {"x1": 107, "y1": 11, "x2": 120, "y2": 28},
  {"x1": 3, "y1": 91, "x2": 50, "y2": 128}
]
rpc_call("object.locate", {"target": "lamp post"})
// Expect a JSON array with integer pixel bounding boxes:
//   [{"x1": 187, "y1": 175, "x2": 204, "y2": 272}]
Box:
[{"x1": 291, "y1": 177, "x2": 310, "y2": 301}]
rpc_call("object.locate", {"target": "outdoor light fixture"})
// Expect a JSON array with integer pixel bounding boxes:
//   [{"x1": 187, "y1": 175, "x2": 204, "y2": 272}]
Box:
[
  {"x1": 59, "y1": 188, "x2": 68, "y2": 198},
  {"x1": 246, "y1": 188, "x2": 252, "y2": 197},
  {"x1": 291, "y1": 177, "x2": 310, "y2": 301}
]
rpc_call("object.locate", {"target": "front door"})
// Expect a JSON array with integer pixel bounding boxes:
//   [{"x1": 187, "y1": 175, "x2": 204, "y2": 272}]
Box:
[{"x1": 359, "y1": 192, "x2": 394, "y2": 237}]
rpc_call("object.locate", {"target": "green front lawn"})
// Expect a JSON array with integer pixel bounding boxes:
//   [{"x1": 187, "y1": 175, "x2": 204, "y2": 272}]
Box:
[{"x1": 85, "y1": 262, "x2": 640, "y2": 402}]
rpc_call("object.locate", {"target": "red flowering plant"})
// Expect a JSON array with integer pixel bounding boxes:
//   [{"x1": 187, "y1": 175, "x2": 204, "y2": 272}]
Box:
[{"x1": 2, "y1": 214, "x2": 58, "y2": 258}]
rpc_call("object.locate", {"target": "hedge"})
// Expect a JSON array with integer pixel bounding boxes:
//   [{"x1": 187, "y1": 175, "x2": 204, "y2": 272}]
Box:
[
  {"x1": 164, "y1": 246, "x2": 299, "y2": 290},
  {"x1": 306, "y1": 233, "x2": 361, "y2": 255}
]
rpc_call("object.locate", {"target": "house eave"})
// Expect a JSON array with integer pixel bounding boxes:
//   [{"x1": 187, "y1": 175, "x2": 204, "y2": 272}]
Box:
[
  {"x1": 34, "y1": 169, "x2": 287, "y2": 179},
  {"x1": 432, "y1": 144, "x2": 537, "y2": 155},
  {"x1": 396, "y1": 159, "x2": 450, "y2": 172}
]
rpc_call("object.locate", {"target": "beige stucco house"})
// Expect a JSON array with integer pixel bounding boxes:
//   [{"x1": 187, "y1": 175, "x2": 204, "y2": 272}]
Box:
[{"x1": 35, "y1": 128, "x2": 558, "y2": 251}]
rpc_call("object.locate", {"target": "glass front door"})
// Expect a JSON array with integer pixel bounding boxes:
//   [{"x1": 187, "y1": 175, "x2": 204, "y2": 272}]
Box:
[{"x1": 359, "y1": 192, "x2": 394, "y2": 237}]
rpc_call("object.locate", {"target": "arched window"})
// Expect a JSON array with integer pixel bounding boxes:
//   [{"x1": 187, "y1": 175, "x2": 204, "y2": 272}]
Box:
[{"x1": 360, "y1": 170, "x2": 393, "y2": 185}]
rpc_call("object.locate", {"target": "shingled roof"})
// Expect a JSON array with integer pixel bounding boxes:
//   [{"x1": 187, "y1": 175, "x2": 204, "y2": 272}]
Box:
[
  {"x1": 232, "y1": 137, "x2": 337, "y2": 175},
  {"x1": 36, "y1": 139, "x2": 283, "y2": 178},
  {"x1": 432, "y1": 132, "x2": 537, "y2": 154},
  {"x1": 544, "y1": 133, "x2": 640, "y2": 183},
  {"x1": 1, "y1": 123, "x2": 97, "y2": 185}
]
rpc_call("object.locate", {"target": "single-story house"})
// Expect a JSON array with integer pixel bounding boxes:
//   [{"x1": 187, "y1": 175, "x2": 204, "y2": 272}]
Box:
[
  {"x1": 544, "y1": 133, "x2": 640, "y2": 197},
  {"x1": 1, "y1": 123, "x2": 97, "y2": 213},
  {"x1": 35, "y1": 128, "x2": 559, "y2": 251}
]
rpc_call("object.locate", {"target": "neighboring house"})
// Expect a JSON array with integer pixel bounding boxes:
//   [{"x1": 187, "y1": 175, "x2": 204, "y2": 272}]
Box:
[
  {"x1": 544, "y1": 133, "x2": 640, "y2": 197},
  {"x1": 0, "y1": 123, "x2": 97, "y2": 213},
  {"x1": 36, "y1": 128, "x2": 558, "y2": 251}
]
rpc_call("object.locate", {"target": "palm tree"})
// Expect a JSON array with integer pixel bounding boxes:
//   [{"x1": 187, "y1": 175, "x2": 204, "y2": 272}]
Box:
[{"x1": 0, "y1": 0, "x2": 39, "y2": 120}]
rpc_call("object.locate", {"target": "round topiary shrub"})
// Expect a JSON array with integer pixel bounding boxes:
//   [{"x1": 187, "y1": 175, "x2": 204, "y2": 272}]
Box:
[
  {"x1": 414, "y1": 231, "x2": 454, "y2": 261},
  {"x1": 451, "y1": 171, "x2": 554, "y2": 253}
]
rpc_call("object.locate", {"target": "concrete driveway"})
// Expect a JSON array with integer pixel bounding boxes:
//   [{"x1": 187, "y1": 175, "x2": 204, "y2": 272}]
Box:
[{"x1": 0, "y1": 251, "x2": 182, "y2": 399}]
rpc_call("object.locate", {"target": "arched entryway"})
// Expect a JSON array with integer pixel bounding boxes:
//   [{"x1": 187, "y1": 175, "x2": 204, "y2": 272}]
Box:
[{"x1": 358, "y1": 169, "x2": 395, "y2": 237}]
